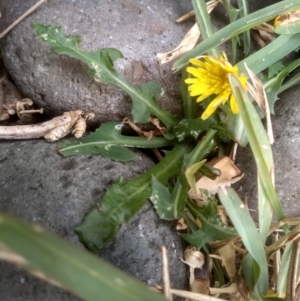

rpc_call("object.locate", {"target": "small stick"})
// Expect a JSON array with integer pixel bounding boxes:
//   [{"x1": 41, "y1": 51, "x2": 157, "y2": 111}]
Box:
[
  {"x1": 0, "y1": 0, "x2": 47, "y2": 39},
  {"x1": 18, "y1": 108, "x2": 44, "y2": 115},
  {"x1": 286, "y1": 238, "x2": 300, "y2": 301},
  {"x1": 123, "y1": 117, "x2": 162, "y2": 161},
  {"x1": 0, "y1": 114, "x2": 72, "y2": 140},
  {"x1": 161, "y1": 246, "x2": 172, "y2": 301}
]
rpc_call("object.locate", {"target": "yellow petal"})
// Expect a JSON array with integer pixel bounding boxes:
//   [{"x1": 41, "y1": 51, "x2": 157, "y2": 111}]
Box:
[{"x1": 230, "y1": 94, "x2": 239, "y2": 114}]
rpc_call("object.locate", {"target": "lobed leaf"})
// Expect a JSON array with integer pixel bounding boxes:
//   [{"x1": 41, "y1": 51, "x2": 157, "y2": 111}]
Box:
[
  {"x1": 76, "y1": 143, "x2": 193, "y2": 251},
  {"x1": 149, "y1": 174, "x2": 187, "y2": 220},
  {"x1": 181, "y1": 197, "x2": 238, "y2": 248},
  {"x1": 58, "y1": 122, "x2": 174, "y2": 160},
  {"x1": 150, "y1": 176, "x2": 174, "y2": 220},
  {"x1": 264, "y1": 58, "x2": 300, "y2": 114},
  {"x1": 0, "y1": 214, "x2": 168, "y2": 301},
  {"x1": 33, "y1": 22, "x2": 177, "y2": 127},
  {"x1": 164, "y1": 118, "x2": 215, "y2": 141}
]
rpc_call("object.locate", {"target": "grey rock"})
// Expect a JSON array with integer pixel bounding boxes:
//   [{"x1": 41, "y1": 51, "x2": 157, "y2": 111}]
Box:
[
  {"x1": 0, "y1": 0, "x2": 279, "y2": 128},
  {"x1": 0, "y1": 139, "x2": 187, "y2": 301},
  {"x1": 0, "y1": 0, "x2": 196, "y2": 127},
  {"x1": 236, "y1": 85, "x2": 300, "y2": 218}
]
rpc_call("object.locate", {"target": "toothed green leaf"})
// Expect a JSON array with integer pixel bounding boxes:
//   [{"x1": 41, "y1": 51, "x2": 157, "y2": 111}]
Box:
[
  {"x1": 58, "y1": 122, "x2": 174, "y2": 161},
  {"x1": 76, "y1": 143, "x2": 193, "y2": 251},
  {"x1": 33, "y1": 22, "x2": 177, "y2": 126}
]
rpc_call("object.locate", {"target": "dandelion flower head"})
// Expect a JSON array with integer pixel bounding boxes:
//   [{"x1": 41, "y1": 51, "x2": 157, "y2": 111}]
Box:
[{"x1": 185, "y1": 54, "x2": 247, "y2": 120}]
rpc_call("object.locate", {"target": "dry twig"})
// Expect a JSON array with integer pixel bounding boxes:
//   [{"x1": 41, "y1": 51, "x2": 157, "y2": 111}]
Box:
[
  {"x1": 0, "y1": 111, "x2": 94, "y2": 142},
  {"x1": 0, "y1": 0, "x2": 47, "y2": 38},
  {"x1": 161, "y1": 246, "x2": 172, "y2": 301}
]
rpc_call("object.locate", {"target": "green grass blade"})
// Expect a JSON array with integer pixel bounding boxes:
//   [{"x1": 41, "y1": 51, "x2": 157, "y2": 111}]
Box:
[
  {"x1": 58, "y1": 122, "x2": 174, "y2": 159},
  {"x1": 184, "y1": 128, "x2": 217, "y2": 168},
  {"x1": 33, "y1": 22, "x2": 178, "y2": 127},
  {"x1": 229, "y1": 74, "x2": 284, "y2": 222},
  {"x1": 237, "y1": 34, "x2": 300, "y2": 75},
  {"x1": 218, "y1": 188, "x2": 269, "y2": 296},
  {"x1": 277, "y1": 242, "x2": 293, "y2": 298},
  {"x1": 191, "y1": 0, "x2": 220, "y2": 57},
  {"x1": 238, "y1": 0, "x2": 251, "y2": 57},
  {"x1": 0, "y1": 214, "x2": 168, "y2": 301},
  {"x1": 173, "y1": 0, "x2": 300, "y2": 70},
  {"x1": 222, "y1": 0, "x2": 240, "y2": 64}
]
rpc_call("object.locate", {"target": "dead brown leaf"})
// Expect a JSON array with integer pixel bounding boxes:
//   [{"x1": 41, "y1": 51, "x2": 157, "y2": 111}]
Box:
[
  {"x1": 251, "y1": 23, "x2": 276, "y2": 48},
  {"x1": 189, "y1": 156, "x2": 243, "y2": 198},
  {"x1": 157, "y1": 0, "x2": 220, "y2": 64}
]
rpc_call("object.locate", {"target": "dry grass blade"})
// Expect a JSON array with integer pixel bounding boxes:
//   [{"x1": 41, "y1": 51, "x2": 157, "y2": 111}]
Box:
[
  {"x1": 251, "y1": 23, "x2": 276, "y2": 47},
  {"x1": 157, "y1": 23, "x2": 200, "y2": 64},
  {"x1": 176, "y1": 11, "x2": 195, "y2": 23},
  {"x1": 271, "y1": 233, "x2": 280, "y2": 292},
  {"x1": 157, "y1": 0, "x2": 220, "y2": 64},
  {"x1": 265, "y1": 226, "x2": 300, "y2": 260},
  {"x1": 286, "y1": 238, "x2": 300, "y2": 301}
]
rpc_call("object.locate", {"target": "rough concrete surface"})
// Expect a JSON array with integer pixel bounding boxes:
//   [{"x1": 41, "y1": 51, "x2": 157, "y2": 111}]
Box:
[
  {"x1": 1, "y1": 0, "x2": 299, "y2": 300},
  {"x1": 0, "y1": 0, "x2": 196, "y2": 127},
  {"x1": 0, "y1": 139, "x2": 187, "y2": 300}
]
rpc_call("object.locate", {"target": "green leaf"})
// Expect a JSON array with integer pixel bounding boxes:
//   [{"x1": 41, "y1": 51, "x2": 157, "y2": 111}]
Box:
[
  {"x1": 264, "y1": 58, "x2": 300, "y2": 114},
  {"x1": 218, "y1": 188, "x2": 269, "y2": 296},
  {"x1": 172, "y1": 174, "x2": 188, "y2": 219},
  {"x1": 181, "y1": 197, "x2": 238, "y2": 248},
  {"x1": 173, "y1": 0, "x2": 300, "y2": 70},
  {"x1": 150, "y1": 174, "x2": 187, "y2": 220},
  {"x1": 150, "y1": 176, "x2": 174, "y2": 220},
  {"x1": 133, "y1": 82, "x2": 163, "y2": 123},
  {"x1": 184, "y1": 128, "x2": 217, "y2": 168},
  {"x1": 58, "y1": 122, "x2": 174, "y2": 160},
  {"x1": 0, "y1": 214, "x2": 168, "y2": 301},
  {"x1": 165, "y1": 118, "x2": 216, "y2": 141},
  {"x1": 33, "y1": 22, "x2": 178, "y2": 127},
  {"x1": 76, "y1": 143, "x2": 193, "y2": 252}
]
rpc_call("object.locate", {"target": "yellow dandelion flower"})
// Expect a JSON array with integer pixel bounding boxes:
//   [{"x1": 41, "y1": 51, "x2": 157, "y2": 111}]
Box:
[{"x1": 185, "y1": 54, "x2": 247, "y2": 120}]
